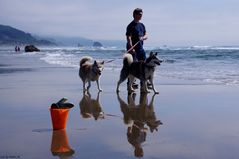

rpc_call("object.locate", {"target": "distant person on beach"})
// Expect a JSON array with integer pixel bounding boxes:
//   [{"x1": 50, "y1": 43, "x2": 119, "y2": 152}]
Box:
[
  {"x1": 126, "y1": 8, "x2": 148, "y2": 61},
  {"x1": 15, "y1": 46, "x2": 20, "y2": 52}
]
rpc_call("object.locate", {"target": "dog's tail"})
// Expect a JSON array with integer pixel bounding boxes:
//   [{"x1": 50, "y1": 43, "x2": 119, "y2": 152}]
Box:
[
  {"x1": 80, "y1": 56, "x2": 93, "y2": 67},
  {"x1": 123, "y1": 53, "x2": 133, "y2": 67}
]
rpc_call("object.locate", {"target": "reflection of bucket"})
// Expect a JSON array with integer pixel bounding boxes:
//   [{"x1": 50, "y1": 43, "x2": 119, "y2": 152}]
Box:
[
  {"x1": 50, "y1": 108, "x2": 69, "y2": 130},
  {"x1": 51, "y1": 129, "x2": 75, "y2": 157}
]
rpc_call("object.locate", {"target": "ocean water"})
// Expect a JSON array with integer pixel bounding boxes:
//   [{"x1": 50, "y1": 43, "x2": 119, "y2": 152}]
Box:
[{"x1": 1, "y1": 45, "x2": 239, "y2": 85}]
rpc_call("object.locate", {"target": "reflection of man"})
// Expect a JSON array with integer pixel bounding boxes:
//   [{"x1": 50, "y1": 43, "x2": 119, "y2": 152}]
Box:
[
  {"x1": 127, "y1": 121, "x2": 146, "y2": 157},
  {"x1": 117, "y1": 92, "x2": 162, "y2": 157},
  {"x1": 51, "y1": 129, "x2": 75, "y2": 158},
  {"x1": 79, "y1": 92, "x2": 104, "y2": 120}
]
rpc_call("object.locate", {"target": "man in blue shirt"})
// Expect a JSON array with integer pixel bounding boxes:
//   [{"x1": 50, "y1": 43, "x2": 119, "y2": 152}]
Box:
[
  {"x1": 126, "y1": 8, "x2": 148, "y2": 89},
  {"x1": 126, "y1": 8, "x2": 148, "y2": 61}
]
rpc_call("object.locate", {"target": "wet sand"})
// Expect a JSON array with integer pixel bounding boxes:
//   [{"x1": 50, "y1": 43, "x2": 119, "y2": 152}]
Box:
[{"x1": 0, "y1": 54, "x2": 239, "y2": 159}]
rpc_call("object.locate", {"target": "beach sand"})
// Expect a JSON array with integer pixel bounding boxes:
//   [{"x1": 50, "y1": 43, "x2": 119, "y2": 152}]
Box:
[{"x1": 0, "y1": 53, "x2": 239, "y2": 159}]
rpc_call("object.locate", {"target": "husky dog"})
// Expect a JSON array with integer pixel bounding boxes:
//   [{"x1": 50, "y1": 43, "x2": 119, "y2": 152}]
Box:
[
  {"x1": 79, "y1": 56, "x2": 104, "y2": 92},
  {"x1": 116, "y1": 52, "x2": 162, "y2": 94}
]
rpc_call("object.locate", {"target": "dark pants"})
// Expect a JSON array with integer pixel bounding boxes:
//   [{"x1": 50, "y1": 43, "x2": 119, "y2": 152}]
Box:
[
  {"x1": 127, "y1": 43, "x2": 146, "y2": 62},
  {"x1": 135, "y1": 48, "x2": 146, "y2": 61}
]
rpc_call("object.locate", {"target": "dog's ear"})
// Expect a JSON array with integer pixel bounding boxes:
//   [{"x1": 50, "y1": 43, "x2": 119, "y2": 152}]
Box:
[
  {"x1": 101, "y1": 61, "x2": 104, "y2": 65},
  {"x1": 154, "y1": 52, "x2": 158, "y2": 56},
  {"x1": 149, "y1": 51, "x2": 154, "y2": 56},
  {"x1": 93, "y1": 60, "x2": 97, "y2": 65}
]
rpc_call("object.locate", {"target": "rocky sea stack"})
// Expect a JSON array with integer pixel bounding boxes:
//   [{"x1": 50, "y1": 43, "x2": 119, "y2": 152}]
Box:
[
  {"x1": 92, "y1": 41, "x2": 103, "y2": 47},
  {"x1": 25, "y1": 45, "x2": 40, "y2": 52}
]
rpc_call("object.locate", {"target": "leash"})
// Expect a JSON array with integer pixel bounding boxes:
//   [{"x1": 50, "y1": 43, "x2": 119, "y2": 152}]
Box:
[
  {"x1": 105, "y1": 40, "x2": 141, "y2": 64},
  {"x1": 105, "y1": 59, "x2": 115, "y2": 63},
  {"x1": 126, "y1": 40, "x2": 141, "y2": 53}
]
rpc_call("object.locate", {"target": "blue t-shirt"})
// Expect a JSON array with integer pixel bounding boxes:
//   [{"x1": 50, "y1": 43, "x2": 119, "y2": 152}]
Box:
[{"x1": 126, "y1": 21, "x2": 146, "y2": 51}]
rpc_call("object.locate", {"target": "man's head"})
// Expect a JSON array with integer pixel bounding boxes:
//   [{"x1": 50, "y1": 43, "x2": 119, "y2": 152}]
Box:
[{"x1": 133, "y1": 8, "x2": 143, "y2": 19}]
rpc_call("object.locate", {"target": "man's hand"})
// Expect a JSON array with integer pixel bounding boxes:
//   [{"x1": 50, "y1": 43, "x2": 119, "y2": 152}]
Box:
[
  {"x1": 140, "y1": 34, "x2": 148, "y2": 41},
  {"x1": 130, "y1": 49, "x2": 136, "y2": 54},
  {"x1": 140, "y1": 36, "x2": 147, "y2": 41}
]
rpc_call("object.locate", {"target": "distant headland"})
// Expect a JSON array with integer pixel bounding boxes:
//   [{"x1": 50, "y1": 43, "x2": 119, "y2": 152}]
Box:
[
  {"x1": 0, "y1": 24, "x2": 124, "y2": 47},
  {"x1": 0, "y1": 24, "x2": 56, "y2": 46}
]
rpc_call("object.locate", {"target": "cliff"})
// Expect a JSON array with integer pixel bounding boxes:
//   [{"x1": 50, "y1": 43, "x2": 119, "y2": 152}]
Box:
[{"x1": 0, "y1": 24, "x2": 56, "y2": 46}]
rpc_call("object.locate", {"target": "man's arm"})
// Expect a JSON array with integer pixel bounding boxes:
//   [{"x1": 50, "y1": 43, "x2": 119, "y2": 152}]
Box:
[
  {"x1": 126, "y1": 36, "x2": 135, "y2": 52},
  {"x1": 140, "y1": 32, "x2": 148, "y2": 41}
]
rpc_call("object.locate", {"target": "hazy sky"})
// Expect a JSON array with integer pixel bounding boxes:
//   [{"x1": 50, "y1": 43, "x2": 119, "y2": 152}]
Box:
[{"x1": 0, "y1": 0, "x2": 239, "y2": 46}]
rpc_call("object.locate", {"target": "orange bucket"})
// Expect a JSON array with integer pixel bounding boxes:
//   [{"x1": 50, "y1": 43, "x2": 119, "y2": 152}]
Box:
[{"x1": 50, "y1": 108, "x2": 70, "y2": 130}]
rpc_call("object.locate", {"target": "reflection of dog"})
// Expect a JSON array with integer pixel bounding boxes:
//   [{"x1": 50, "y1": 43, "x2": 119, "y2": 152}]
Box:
[
  {"x1": 79, "y1": 92, "x2": 104, "y2": 120},
  {"x1": 117, "y1": 92, "x2": 162, "y2": 157},
  {"x1": 117, "y1": 92, "x2": 162, "y2": 132},
  {"x1": 116, "y1": 52, "x2": 162, "y2": 94},
  {"x1": 79, "y1": 56, "x2": 104, "y2": 92}
]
